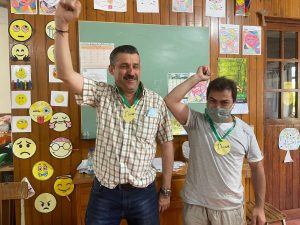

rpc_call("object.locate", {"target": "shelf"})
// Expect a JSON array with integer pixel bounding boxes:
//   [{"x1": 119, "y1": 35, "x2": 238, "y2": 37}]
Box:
[{"x1": 0, "y1": 165, "x2": 14, "y2": 172}]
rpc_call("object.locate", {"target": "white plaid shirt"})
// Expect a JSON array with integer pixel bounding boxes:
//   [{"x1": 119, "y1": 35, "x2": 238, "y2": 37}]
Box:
[{"x1": 75, "y1": 78, "x2": 173, "y2": 188}]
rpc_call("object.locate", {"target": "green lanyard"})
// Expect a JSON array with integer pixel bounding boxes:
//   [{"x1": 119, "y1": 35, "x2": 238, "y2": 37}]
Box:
[
  {"x1": 204, "y1": 113, "x2": 236, "y2": 142},
  {"x1": 116, "y1": 84, "x2": 142, "y2": 108}
]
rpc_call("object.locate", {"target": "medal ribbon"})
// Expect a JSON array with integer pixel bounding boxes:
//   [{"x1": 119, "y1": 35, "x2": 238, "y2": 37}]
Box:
[
  {"x1": 116, "y1": 83, "x2": 142, "y2": 108},
  {"x1": 204, "y1": 113, "x2": 236, "y2": 142}
]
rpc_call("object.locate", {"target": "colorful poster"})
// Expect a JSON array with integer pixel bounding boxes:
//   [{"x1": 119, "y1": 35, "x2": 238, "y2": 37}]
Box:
[
  {"x1": 235, "y1": 0, "x2": 251, "y2": 16},
  {"x1": 39, "y1": 0, "x2": 59, "y2": 15},
  {"x1": 94, "y1": 0, "x2": 127, "y2": 12},
  {"x1": 137, "y1": 0, "x2": 159, "y2": 13},
  {"x1": 218, "y1": 58, "x2": 247, "y2": 103},
  {"x1": 219, "y1": 24, "x2": 240, "y2": 54},
  {"x1": 205, "y1": 0, "x2": 225, "y2": 17},
  {"x1": 188, "y1": 80, "x2": 208, "y2": 103},
  {"x1": 11, "y1": 0, "x2": 37, "y2": 14},
  {"x1": 242, "y1": 26, "x2": 261, "y2": 55},
  {"x1": 172, "y1": 0, "x2": 193, "y2": 13}
]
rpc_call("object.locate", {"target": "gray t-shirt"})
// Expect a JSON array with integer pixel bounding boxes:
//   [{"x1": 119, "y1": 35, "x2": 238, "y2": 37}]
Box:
[{"x1": 181, "y1": 109, "x2": 263, "y2": 210}]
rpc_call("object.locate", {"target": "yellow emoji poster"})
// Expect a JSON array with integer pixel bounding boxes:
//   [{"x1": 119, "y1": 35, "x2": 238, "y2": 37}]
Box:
[
  {"x1": 50, "y1": 91, "x2": 68, "y2": 107},
  {"x1": 49, "y1": 137, "x2": 72, "y2": 159},
  {"x1": 11, "y1": 91, "x2": 31, "y2": 109},
  {"x1": 9, "y1": 19, "x2": 33, "y2": 41},
  {"x1": 11, "y1": 65, "x2": 31, "y2": 82},
  {"x1": 13, "y1": 137, "x2": 36, "y2": 159},
  {"x1": 11, "y1": 116, "x2": 32, "y2": 133},
  {"x1": 32, "y1": 161, "x2": 54, "y2": 180},
  {"x1": 34, "y1": 193, "x2": 56, "y2": 213},
  {"x1": 48, "y1": 65, "x2": 62, "y2": 83},
  {"x1": 54, "y1": 175, "x2": 74, "y2": 198},
  {"x1": 29, "y1": 101, "x2": 53, "y2": 124}
]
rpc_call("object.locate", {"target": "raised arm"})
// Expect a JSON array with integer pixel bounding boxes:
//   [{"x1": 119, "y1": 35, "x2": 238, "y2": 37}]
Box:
[
  {"x1": 249, "y1": 161, "x2": 266, "y2": 225},
  {"x1": 164, "y1": 66, "x2": 210, "y2": 125},
  {"x1": 54, "y1": 0, "x2": 84, "y2": 94}
]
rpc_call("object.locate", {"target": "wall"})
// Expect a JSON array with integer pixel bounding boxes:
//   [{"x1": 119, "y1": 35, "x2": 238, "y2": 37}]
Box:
[
  {"x1": 8, "y1": 1, "x2": 300, "y2": 225},
  {"x1": 0, "y1": 7, "x2": 11, "y2": 114}
]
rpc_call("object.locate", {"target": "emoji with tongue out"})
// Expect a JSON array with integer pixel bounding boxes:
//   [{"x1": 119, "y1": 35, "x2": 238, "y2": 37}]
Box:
[{"x1": 29, "y1": 101, "x2": 53, "y2": 124}]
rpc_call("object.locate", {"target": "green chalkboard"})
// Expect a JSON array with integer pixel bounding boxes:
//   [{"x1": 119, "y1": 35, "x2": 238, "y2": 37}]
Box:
[{"x1": 79, "y1": 21, "x2": 209, "y2": 139}]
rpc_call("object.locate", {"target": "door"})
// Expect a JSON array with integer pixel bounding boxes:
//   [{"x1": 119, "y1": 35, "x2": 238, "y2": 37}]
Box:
[{"x1": 264, "y1": 17, "x2": 300, "y2": 210}]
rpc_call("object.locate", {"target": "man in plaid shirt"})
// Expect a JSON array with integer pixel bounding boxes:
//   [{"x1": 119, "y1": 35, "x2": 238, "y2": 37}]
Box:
[{"x1": 54, "y1": 1, "x2": 174, "y2": 225}]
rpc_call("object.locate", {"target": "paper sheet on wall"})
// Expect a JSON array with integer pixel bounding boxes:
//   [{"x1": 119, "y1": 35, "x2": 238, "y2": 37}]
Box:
[
  {"x1": 94, "y1": 0, "x2": 127, "y2": 12},
  {"x1": 50, "y1": 91, "x2": 68, "y2": 107},
  {"x1": 11, "y1": 91, "x2": 31, "y2": 109},
  {"x1": 170, "y1": 114, "x2": 187, "y2": 136},
  {"x1": 79, "y1": 42, "x2": 113, "y2": 82},
  {"x1": 242, "y1": 26, "x2": 261, "y2": 55},
  {"x1": 137, "y1": 0, "x2": 159, "y2": 13},
  {"x1": 11, "y1": 116, "x2": 32, "y2": 133},
  {"x1": 219, "y1": 24, "x2": 240, "y2": 54},
  {"x1": 205, "y1": 0, "x2": 226, "y2": 17},
  {"x1": 172, "y1": 0, "x2": 193, "y2": 13}
]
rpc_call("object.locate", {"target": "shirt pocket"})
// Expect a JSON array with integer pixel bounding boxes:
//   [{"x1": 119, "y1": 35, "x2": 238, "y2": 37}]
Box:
[{"x1": 136, "y1": 115, "x2": 159, "y2": 142}]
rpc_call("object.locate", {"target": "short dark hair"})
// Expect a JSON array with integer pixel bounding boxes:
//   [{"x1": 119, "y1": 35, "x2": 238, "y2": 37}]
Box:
[
  {"x1": 110, "y1": 45, "x2": 140, "y2": 66},
  {"x1": 207, "y1": 77, "x2": 237, "y2": 102}
]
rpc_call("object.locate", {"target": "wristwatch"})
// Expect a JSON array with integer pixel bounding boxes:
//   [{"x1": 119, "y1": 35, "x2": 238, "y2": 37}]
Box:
[{"x1": 160, "y1": 187, "x2": 172, "y2": 197}]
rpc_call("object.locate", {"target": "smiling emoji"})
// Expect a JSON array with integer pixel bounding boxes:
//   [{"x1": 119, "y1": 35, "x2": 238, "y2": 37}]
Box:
[
  {"x1": 11, "y1": 44, "x2": 30, "y2": 61},
  {"x1": 49, "y1": 137, "x2": 72, "y2": 159},
  {"x1": 13, "y1": 137, "x2": 36, "y2": 159},
  {"x1": 54, "y1": 175, "x2": 74, "y2": 197},
  {"x1": 15, "y1": 67, "x2": 27, "y2": 79},
  {"x1": 9, "y1": 19, "x2": 32, "y2": 42}
]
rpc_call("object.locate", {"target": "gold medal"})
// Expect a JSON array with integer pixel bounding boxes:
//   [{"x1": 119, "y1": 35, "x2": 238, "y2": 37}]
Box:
[
  {"x1": 122, "y1": 106, "x2": 136, "y2": 123},
  {"x1": 214, "y1": 139, "x2": 231, "y2": 155}
]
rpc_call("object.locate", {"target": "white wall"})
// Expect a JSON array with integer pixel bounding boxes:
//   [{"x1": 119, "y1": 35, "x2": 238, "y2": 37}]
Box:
[{"x1": 0, "y1": 7, "x2": 11, "y2": 114}]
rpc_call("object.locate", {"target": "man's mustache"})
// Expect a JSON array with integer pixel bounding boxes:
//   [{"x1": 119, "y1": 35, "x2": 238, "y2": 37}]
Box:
[{"x1": 124, "y1": 74, "x2": 137, "y2": 80}]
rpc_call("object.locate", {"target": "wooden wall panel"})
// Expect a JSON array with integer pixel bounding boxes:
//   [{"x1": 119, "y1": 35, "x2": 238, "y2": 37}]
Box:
[{"x1": 8, "y1": 0, "x2": 300, "y2": 224}]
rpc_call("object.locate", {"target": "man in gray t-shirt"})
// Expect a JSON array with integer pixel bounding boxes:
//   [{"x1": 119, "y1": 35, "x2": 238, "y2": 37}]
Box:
[{"x1": 165, "y1": 67, "x2": 266, "y2": 225}]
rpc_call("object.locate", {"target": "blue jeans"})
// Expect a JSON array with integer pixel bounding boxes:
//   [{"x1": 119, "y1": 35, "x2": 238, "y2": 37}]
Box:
[{"x1": 86, "y1": 178, "x2": 160, "y2": 225}]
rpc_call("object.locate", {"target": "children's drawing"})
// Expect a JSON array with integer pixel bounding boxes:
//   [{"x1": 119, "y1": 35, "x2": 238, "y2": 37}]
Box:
[
  {"x1": 11, "y1": 44, "x2": 30, "y2": 61},
  {"x1": 11, "y1": 91, "x2": 31, "y2": 109},
  {"x1": 11, "y1": 65, "x2": 31, "y2": 82},
  {"x1": 9, "y1": 19, "x2": 33, "y2": 42},
  {"x1": 94, "y1": 0, "x2": 127, "y2": 12},
  {"x1": 172, "y1": 0, "x2": 193, "y2": 13},
  {"x1": 205, "y1": 0, "x2": 225, "y2": 17},
  {"x1": 34, "y1": 193, "x2": 56, "y2": 213},
  {"x1": 219, "y1": 24, "x2": 239, "y2": 54},
  {"x1": 45, "y1": 20, "x2": 56, "y2": 39},
  {"x1": 188, "y1": 80, "x2": 208, "y2": 103},
  {"x1": 137, "y1": 0, "x2": 159, "y2": 13},
  {"x1": 11, "y1": 116, "x2": 32, "y2": 133},
  {"x1": 47, "y1": 44, "x2": 55, "y2": 63},
  {"x1": 11, "y1": 0, "x2": 37, "y2": 14},
  {"x1": 242, "y1": 26, "x2": 261, "y2": 55},
  {"x1": 279, "y1": 128, "x2": 300, "y2": 163},
  {"x1": 39, "y1": 0, "x2": 59, "y2": 15}
]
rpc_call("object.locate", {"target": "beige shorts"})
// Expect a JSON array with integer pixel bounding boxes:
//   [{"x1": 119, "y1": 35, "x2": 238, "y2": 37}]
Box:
[{"x1": 183, "y1": 203, "x2": 244, "y2": 225}]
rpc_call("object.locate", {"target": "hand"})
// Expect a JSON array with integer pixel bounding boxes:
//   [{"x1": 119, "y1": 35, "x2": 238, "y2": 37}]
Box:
[
  {"x1": 251, "y1": 206, "x2": 266, "y2": 225},
  {"x1": 158, "y1": 194, "x2": 170, "y2": 213},
  {"x1": 194, "y1": 66, "x2": 211, "y2": 82},
  {"x1": 55, "y1": 0, "x2": 82, "y2": 30}
]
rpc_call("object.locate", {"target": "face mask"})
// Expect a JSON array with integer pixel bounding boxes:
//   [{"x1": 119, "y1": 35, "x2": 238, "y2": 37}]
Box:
[{"x1": 205, "y1": 107, "x2": 232, "y2": 123}]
